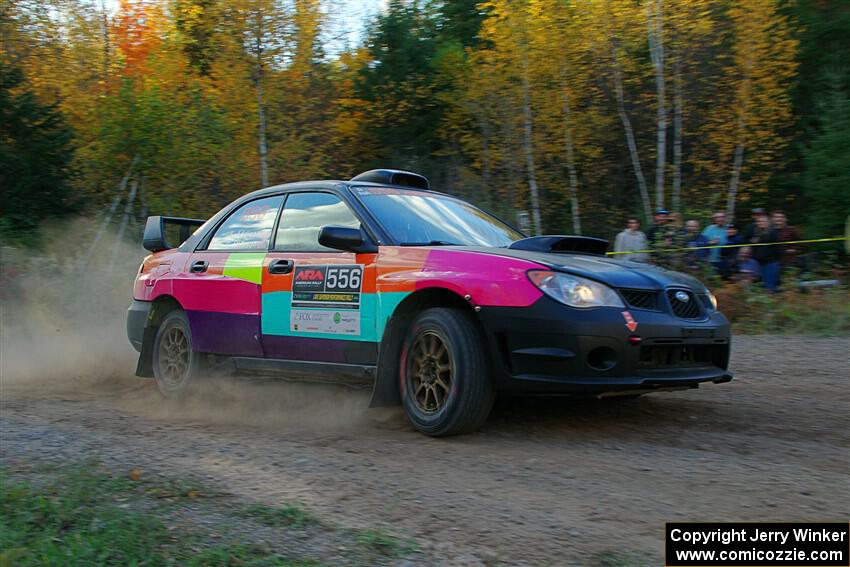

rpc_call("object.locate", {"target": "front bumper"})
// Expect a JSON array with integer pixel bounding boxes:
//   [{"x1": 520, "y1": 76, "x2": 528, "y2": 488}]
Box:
[
  {"x1": 478, "y1": 296, "x2": 733, "y2": 395},
  {"x1": 127, "y1": 299, "x2": 153, "y2": 352}
]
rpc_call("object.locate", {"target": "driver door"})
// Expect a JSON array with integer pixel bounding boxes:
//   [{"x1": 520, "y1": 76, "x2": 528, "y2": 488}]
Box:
[{"x1": 260, "y1": 191, "x2": 379, "y2": 365}]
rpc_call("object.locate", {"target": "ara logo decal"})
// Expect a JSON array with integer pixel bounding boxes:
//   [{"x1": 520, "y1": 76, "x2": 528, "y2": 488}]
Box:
[
  {"x1": 622, "y1": 311, "x2": 638, "y2": 333},
  {"x1": 295, "y1": 269, "x2": 324, "y2": 281}
]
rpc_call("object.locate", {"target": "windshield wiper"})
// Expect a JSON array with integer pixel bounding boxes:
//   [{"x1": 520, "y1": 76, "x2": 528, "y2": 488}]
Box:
[{"x1": 398, "y1": 240, "x2": 461, "y2": 247}]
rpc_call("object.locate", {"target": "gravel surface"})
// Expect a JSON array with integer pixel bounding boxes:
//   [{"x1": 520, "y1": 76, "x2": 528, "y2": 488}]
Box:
[{"x1": 1, "y1": 336, "x2": 848, "y2": 566}]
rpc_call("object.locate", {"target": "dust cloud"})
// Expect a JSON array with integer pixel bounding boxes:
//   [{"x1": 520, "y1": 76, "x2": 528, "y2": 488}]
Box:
[{"x1": 0, "y1": 217, "x2": 394, "y2": 433}]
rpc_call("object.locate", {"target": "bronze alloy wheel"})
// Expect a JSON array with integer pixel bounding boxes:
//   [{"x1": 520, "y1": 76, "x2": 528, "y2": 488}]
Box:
[
  {"x1": 409, "y1": 330, "x2": 453, "y2": 413},
  {"x1": 399, "y1": 308, "x2": 495, "y2": 436},
  {"x1": 157, "y1": 325, "x2": 190, "y2": 388}
]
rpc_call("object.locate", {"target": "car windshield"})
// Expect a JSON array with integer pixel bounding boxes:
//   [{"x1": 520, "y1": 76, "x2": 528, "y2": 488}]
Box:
[{"x1": 354, "y1": 186, "x2": 524, "y2": 247}]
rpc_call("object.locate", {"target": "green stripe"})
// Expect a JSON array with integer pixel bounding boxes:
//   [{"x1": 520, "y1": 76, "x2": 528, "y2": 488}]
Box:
[{"x1": 223, "y1": 253, "x2": 266, "y2": 284}]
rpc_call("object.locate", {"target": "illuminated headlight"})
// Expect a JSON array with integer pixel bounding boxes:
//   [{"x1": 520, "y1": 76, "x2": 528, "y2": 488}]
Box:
[
  {"x1": 528, "y1": 270, "x2": 624, "y2": 309},
  {"x1": 706, "y1": 289, "x2": 718, "y2": 310}
]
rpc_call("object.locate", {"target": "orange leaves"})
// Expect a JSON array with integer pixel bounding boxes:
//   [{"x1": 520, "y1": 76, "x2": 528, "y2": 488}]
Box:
[{"x1": 112, "y1": 0, "x2": 166, "y2": 79}]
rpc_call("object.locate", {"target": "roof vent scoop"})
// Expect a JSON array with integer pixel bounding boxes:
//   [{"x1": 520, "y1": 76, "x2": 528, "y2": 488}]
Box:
[
  {"x1": 350, "y1": 169, "x2": 430, "y2": 190},
  {"x1": 509, "y1": 235, "x2": 609, "y2": 256}
]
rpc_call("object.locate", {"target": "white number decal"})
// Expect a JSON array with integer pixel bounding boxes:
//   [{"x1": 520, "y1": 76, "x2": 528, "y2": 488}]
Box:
[
  {"x1": 349, "y1": 270, "x2": 361, "y2": 289},
  {"x1": 326, "y1": 268, "x2": 338, "y2": 288},
  {"x1": 338, "y1": 271, "x2": 349, "y2": 288}
]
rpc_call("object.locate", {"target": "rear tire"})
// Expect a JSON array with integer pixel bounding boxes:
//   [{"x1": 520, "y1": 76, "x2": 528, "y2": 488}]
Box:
[
  {"x1": 152, "y1": 310, "x2": 201, "y2": 398},
  {"x1": 400, "y1": 308, "x2": 494, "y2": 436}
]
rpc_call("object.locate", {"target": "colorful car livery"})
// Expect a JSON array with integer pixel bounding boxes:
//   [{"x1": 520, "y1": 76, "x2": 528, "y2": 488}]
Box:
[{"x1": 127, "y1": 169, "x2": 732, "y2": 436}]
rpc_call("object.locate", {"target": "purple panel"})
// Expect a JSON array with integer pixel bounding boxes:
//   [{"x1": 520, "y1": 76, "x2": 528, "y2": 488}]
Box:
[
  {"x1": 186, "y1": 310, "x2": 263, "y2": 357},
  {"x1": 261, "y1": 335, "x2": 349, "y2": 363}
]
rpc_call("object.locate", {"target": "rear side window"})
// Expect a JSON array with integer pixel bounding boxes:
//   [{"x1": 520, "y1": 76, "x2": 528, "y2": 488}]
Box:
[
  {"x1": 274, "y1": 192, "x2": 360, "y2": 252},
  {"x1": 207, "y1": 195, "x2": 283, "y2": 250}
]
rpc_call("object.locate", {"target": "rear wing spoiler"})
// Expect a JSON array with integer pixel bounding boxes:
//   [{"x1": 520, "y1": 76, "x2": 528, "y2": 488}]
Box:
[{"x1": 143, "y1": 216, "x2": 206, "y2": 252}]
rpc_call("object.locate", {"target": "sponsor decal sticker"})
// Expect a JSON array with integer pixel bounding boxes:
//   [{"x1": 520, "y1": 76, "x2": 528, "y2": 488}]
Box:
[
  {"x1": 290, "y1": 265, "x2": 364, "y2": 335},
  {"x1": 622, "y1": 310, "x2": 638, "y2": 333}
]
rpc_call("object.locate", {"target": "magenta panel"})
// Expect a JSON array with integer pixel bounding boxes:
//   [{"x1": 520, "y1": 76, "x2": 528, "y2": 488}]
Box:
[
  {"x1": 169, "y1": 276, "x2": 261, "y2": 314},
  {"x1": 418, "y1": 249, "x2": 544, "y2": 307}
]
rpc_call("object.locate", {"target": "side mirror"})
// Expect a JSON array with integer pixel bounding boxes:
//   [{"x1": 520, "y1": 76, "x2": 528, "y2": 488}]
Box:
[{"x1": 318, "y1": 226, "x2": 377, "y2": 253}]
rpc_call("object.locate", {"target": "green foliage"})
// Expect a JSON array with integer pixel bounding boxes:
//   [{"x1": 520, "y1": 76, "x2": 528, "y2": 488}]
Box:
[
  {"x1": 237, "y1": 503, "x2": 317, "y2": 528},
  {"x1": 801, "y1": 81, "x2": 850, "y2": 241},
  {"x1": 714, "y1": 282, "x2": 849, "y2": 335},
  {"x1": 0, "y1": 464, "x2": 323, "y2": 566},
  {"x1": 0, "y1": 62, "x2": 76, "y2": 245},
  {"x1": 356, "y1": 528, "x2": 419, "y2": 557}
]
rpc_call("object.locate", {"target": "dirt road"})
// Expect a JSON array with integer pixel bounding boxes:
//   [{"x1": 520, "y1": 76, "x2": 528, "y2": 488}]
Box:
[{"x1": 1, "y1": 336, "x2": 848, "y2": 565}]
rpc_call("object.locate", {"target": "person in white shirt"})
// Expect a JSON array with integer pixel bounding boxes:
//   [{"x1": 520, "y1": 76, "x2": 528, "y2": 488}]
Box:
[{"x1": 614, "y1": 217, "x2": 649, "y2": 262}]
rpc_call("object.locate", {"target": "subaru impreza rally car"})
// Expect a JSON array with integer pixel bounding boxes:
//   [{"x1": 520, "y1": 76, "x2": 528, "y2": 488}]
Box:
[{"x1": 127, "y1": 169, "x2": 732, "y2": 436}]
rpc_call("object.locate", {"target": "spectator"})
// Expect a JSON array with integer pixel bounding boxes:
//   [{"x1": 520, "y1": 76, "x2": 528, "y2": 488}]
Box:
[
  {"x1": 645, "y1": 209, "x2": 670, "y2": 249},
  {"x1": 614, "y1": 217, "x2": 649, "y2": 262},
  {"x1": 700, "y1": 211, "x2": 728, "y2": 269},
  {"x1": 668, "y1": 212, "x2": 683, "y2": 234},
  {"x1": 742, "y1": 207, "x2": 767, "y2": 241},
  {"x1": 736, "y1": 246, "x2": 761, "y2": 283},
  {"x1": 680, "y1": 219, "x2": 708, "y2": 268},
  {"x1": 750, "y1": 214, "x2": 780, "y2": 291},
  {"x1": 771, "y1": 210, "x2": 803, "y2": 269},
  {"x1": 719, "y1": 223, "x2": 744, "y2": 278}
]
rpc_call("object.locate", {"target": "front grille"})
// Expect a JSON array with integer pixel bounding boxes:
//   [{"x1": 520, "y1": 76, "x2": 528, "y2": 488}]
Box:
[
  {"x1": 620, "y1": 289, "x2": 659, "y2": 310},
  {"x1": 666, "y1": 289, "x2": 703, "y2": 319}
]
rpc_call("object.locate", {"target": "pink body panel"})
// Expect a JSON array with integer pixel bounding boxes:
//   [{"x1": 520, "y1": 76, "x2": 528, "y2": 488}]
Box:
[{"x1": 415, "y1": 249, "x2": 544, "y2": 307}]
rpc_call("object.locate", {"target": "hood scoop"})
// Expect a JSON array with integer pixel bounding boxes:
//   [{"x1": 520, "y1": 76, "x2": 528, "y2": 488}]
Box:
[{"x1": 509, "y1": 235, "x2": 609, "y2": 256}]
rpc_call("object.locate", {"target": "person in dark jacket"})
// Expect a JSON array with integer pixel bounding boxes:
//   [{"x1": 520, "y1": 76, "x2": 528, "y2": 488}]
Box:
[
  {"x1": 719, "y1": 223, "x2": 744, "y2": 279},
  {"x1": 749, "y1": 215, "x2": 780, "y2": 291},
  {"x1": 646, "y1": 209, "x2": 670, "y2": 243},
  {"x1": 771, "y1": 210, "x2": 803, "y2": 270}
]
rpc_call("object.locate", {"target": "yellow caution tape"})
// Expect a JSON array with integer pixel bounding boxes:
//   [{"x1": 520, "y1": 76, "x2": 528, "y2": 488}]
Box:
[{"x1": 605, "y1": 236, "x2": 848, "y2": 256}]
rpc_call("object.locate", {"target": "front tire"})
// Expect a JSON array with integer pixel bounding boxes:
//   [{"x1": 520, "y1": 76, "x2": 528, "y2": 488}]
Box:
[
  {"x1": 400, "y1": 308, "x2": 494, "y2": 436},
  {"x1": 152, "y1": 310, "x2": 201, "y2": 398}
]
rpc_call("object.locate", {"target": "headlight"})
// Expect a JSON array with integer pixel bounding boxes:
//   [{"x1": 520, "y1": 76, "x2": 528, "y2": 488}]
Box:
[
  {"x1": 706, "y1": 289, "x2": 718, "y2": 310},
  {"x1": 528, "y1": 270, "x2": 624, "y2": 309}
]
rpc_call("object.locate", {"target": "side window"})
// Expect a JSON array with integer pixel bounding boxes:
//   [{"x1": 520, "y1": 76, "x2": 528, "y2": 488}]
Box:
[
  {"x1": 207, "y1": 195, "x2": 283, "y2": 250},
  {"x1": 274, "y1": 192, "x2": 361, "y2": 252}
]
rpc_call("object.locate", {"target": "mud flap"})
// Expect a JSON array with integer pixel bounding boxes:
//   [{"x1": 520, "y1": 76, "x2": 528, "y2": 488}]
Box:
[
  {"x1": 135, "y1": 325, "x2": 157, "y2": 378},
  {"x1": 368, "y1": 315, "x2": 407, "y2": 407}
]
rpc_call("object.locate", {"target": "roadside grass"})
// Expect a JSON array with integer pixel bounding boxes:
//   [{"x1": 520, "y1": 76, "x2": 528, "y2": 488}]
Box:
[
  {"x1": 356, "y1": 528, "x2": 419, "y2": 557},
  {"x1": 714, "y1": 282, "x2": 849, "y2": 335},
  {"x1": 237, "y1": 503, "x2": 317, "y2": 528},
  {"x1": 593, "y1": 550, "x2": 654, "y2": 566},
  {"x1": 0, "y1": 463, "x2": 321, "y2": 566}
]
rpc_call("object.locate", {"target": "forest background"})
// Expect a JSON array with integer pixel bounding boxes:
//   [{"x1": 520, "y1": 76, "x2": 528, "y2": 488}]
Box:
[{"x1": 1, "y1": 0, "x2": 848, "y2": 250}]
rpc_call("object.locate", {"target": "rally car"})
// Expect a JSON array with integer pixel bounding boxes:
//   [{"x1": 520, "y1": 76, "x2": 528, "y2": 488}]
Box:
[{"x1": 127, "y1": 169, "x2": 732, "y2": 436}]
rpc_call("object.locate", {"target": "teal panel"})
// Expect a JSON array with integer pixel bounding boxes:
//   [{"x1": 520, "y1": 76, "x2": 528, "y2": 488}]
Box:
[
  {"x1": 261, "y1": 290, "x2": 410, "y2": 343},
  {"x1": 262, "y1": 291, "x2": 378, "y2": 342}
]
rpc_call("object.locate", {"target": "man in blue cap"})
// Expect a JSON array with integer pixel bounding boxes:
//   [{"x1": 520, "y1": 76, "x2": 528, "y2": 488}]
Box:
[{"x1": 645, "y1": 208, "x2": 670, "y2": 252}]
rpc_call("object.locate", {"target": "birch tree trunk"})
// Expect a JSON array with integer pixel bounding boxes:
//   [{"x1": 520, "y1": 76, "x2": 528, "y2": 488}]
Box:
[
  {"x1": 611, "y1": 41, "x2": 652, "y2": 223},
  {"x1": 521, "y1": 60, "x2": 543, "y2": 236},
  {"x1": 253, "y1": 16, "x2": 270, "y2": 188},
  {"x1": 672, "y1": 53, "x2": 683, "y2": 215},
  {"x1": 100, "y1": 0, "x2": 110, "y2": 83},
  {"x1": 725, "y1": 114, "x2": 746, "y2": 219},
  {"x1": 84, "y1": 155, "x2": 138, "y2": 262},
  {"x1": 560, "y1": 71, "x2": 581, "y2": 234},
  {"x1": 649, "y1": 0, "x2": 666, "y2": 210},
  {"x1": 111, "y1": 173, "x2": 140, "y2": 269}
]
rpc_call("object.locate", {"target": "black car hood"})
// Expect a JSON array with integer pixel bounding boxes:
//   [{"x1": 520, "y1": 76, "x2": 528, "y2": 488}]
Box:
[{"x1": 455, "y1": 247, "x2": 706, "y2": 291}]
